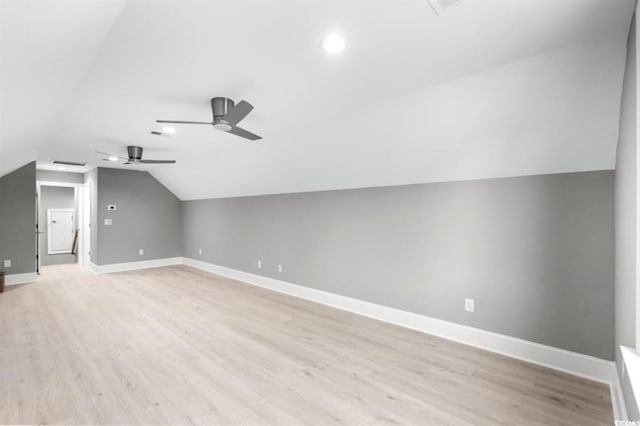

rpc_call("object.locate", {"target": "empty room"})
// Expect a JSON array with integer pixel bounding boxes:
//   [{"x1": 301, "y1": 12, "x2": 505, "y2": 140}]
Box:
[{"x1": 1, "y1": 0, "x2": 639, "y2": 424}]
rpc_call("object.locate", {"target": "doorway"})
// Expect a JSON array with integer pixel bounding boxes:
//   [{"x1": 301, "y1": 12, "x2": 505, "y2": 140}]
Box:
[
  {"x1": 36, "y1": 181, "x2": 91, "y2": 273},
  {"x1": 39, "y1": 186, "x2": 76, "y2": 267}
]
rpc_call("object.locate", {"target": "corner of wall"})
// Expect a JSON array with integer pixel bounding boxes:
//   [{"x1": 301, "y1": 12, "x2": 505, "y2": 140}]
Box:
[
  {"x1": 94, "y1": 167, "x2": 182, "y2": 266},
  {"x1": 614, "y1": 7, "x2": 639, "y2": 421}
]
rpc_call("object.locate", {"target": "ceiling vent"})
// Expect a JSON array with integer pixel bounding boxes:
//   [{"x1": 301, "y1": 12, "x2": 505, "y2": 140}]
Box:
[
  {"x1": 52, "y1": 160, "x2": 86, "y2": 167},
  {"x1": 426, "y1": 0, "x2": 462, "y2": 15}
]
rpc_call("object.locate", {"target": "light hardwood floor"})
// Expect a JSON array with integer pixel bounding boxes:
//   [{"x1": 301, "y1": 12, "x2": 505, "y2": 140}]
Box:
[{"x1": 0, "y1": 264, "x2": 612, "y2": 425}]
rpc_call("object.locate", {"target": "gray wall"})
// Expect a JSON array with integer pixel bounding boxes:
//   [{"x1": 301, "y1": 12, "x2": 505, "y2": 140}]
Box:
[
  {"x1": 615, "y1": 14, "x2": 639, "y2": 420},
  {"x1": 37, "y1": 170, "x2": 84, "y2": 184},
  {"x1": 183, "y1": 171, "x2": 614, "y2": 360},
  {"x1": 96, "y1": 168, "x2": 182, "y2": 265},
  {"x1": 39, "y1": 186, "x2": 76, "y2": 266},
  {"x1": 0, "y1": 162, "x2": 36, "y2": 275}
]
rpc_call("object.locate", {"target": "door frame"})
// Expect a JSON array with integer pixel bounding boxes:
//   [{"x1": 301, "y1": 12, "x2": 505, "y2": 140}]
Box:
[{"x1": 36, "y1": 181, "x2": 91, "y2": 270}]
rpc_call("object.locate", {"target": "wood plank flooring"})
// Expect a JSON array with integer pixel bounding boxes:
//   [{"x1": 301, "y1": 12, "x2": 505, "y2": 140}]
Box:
[{"x1": 0, "y1": 264, "x2": 612, "y2": 424}]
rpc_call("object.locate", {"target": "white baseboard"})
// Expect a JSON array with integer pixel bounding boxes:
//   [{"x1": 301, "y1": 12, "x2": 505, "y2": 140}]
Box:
[
  {"x1": 611, "y1": 365, "x2": 629, "y2": 421},
  {"x1": 4, "y1": 272, "x2": 38, "y2": 286},
  {"x1": 181, "y1": 257, "x2": 616, "y2": 385},
  {"x1": 92, "y1": 257, "x2": 182, "y2": 274}
]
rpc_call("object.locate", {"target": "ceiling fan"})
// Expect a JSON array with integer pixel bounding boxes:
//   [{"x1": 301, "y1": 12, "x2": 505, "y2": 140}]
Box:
[
  {"x1": 96, "y1": 146, "x2": 176, "y2": 165},
  {"x1": 157, "y1": 97, "x2": 261, "y2": 141}
]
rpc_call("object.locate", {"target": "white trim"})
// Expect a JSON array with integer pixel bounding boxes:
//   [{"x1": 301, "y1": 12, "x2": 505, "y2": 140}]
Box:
[
  {"x1": 79, "y1": 183, "x2": 91, "y2": 266},
  {"x1": 621, "y1": 346, "x2": 640, "y2": 419},
  {"x1": 612, "y1": 363, "x2": 629, "y2": 421},
  {"x1": 182, "y1": 257, "x2": 616, "y2": 385},
  {"x1": 4, "y1": 272, "x2": 38, "y2": 286},
  {"x1": 635, "y1": 0, "x2": 640, "y2": 354},
  {"x1": 36, "y1": 180, "x2": 81, "y2": 189},
  {"x1": 37, "y1": 180, "x2": 86, "y2": 271},
  {"x1": 89, "y1": 262, "x2": 99, "y2": 273},
  {"x1": 92, "y1": 257, "x2": 182, "y2": 274}
]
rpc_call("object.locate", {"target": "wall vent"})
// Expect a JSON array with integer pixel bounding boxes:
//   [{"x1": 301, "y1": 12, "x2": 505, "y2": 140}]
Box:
[{"x1": 52, "y1": 160, "x2": 87, "y2": 167}]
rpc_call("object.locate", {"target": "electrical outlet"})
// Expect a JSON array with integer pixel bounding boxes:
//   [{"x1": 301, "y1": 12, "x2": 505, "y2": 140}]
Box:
[
  {"x1": 257, "y1": 260, "x2": 262, "y2": 269},
  {"x1": 3, "y1": 260, "x2": 11, "y2": 268},
  {"x1": 138, "y1": 249, "x2": 144, "y2": 256},
  {"x1": 278, "y1": 264, "x2": 283, "y2": 273},
  {"x1": 198, "y1": 248, "x2": 202, "y2": 256},
  {"x1": 464, "y1": 298, "x2": 475, "y2": 313},
  {"x1": 104, "y1": 218, "x2": 112, "y2": 226}
]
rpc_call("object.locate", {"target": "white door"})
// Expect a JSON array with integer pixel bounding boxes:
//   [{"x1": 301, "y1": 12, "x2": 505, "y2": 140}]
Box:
[{"x1": 47, "y1": 209, "x2": 75, "y2": 254}]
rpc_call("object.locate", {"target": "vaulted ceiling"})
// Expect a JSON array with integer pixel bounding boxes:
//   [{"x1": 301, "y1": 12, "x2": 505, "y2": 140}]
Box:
[{"x1": 0, "y1": 0, "x2": 634, "y2": 200}]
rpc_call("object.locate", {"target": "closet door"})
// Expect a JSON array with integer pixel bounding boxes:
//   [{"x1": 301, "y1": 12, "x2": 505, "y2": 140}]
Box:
[{"x1": 47, "y1": 209, "x2": 74, "y2": 254}]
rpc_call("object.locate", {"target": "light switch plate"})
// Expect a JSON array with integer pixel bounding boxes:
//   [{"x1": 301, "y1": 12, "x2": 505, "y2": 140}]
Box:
[
  {"x1": 138, "y1": 249, "x2": 144, "y2": 256},
  {"x1": 104, "y1": 219, "x2": 112, "y2": 226},
  {"x1": 3, "y1": 260, "x2": 11, "y2": 268}
]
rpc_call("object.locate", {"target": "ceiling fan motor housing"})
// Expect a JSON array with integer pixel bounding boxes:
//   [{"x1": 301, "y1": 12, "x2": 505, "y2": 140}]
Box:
[
  {"x1": 211, "y1": 97, "x2": 234, "y2": 118},
  {"x1": 211, "y1": 97, "x2": 234, "y2": 131},
  {"x1": 127, "y1": 145, "x2": 143, "y2": 160}
]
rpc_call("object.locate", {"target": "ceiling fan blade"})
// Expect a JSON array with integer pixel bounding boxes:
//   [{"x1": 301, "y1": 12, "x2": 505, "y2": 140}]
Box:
[
  {"x1": 156, "y1": 120, "x2": 212, "y2": 125},
  {"x1": 223, "y1": 100, "x2": 254, "y2": 125},
  {"x1": 96, "y1": 150, "x2": 128, "y2": 160},
  {"x1": 139, "y1": 160, "x2": 176, "y2": 164},
  {"x1": 226, "y1": 125, "x2": 262, "y2": 141}
]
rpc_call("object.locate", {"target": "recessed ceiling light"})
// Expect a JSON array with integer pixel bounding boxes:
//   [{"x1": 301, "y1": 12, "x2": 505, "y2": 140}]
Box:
[
  {"x1": 108, "y1": 156, "x2": 118, "y2": 162},
  {"x1": 320, "y1": 33, "x2": 346, "y2": 53},
  {"x1": 162, "y1": 126, "x2": 176, "y2": 135}
]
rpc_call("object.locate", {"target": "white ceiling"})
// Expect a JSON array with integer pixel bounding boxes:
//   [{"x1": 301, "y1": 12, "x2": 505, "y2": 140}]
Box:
[{"x1": 0, "y1": 0, "x2": 634, "y2": 200}]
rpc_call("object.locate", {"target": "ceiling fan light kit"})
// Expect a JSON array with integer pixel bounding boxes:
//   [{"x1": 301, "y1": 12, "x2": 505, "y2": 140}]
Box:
[{"x1": 213, "y1": 122, "x2": 233, "y2": 132}]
